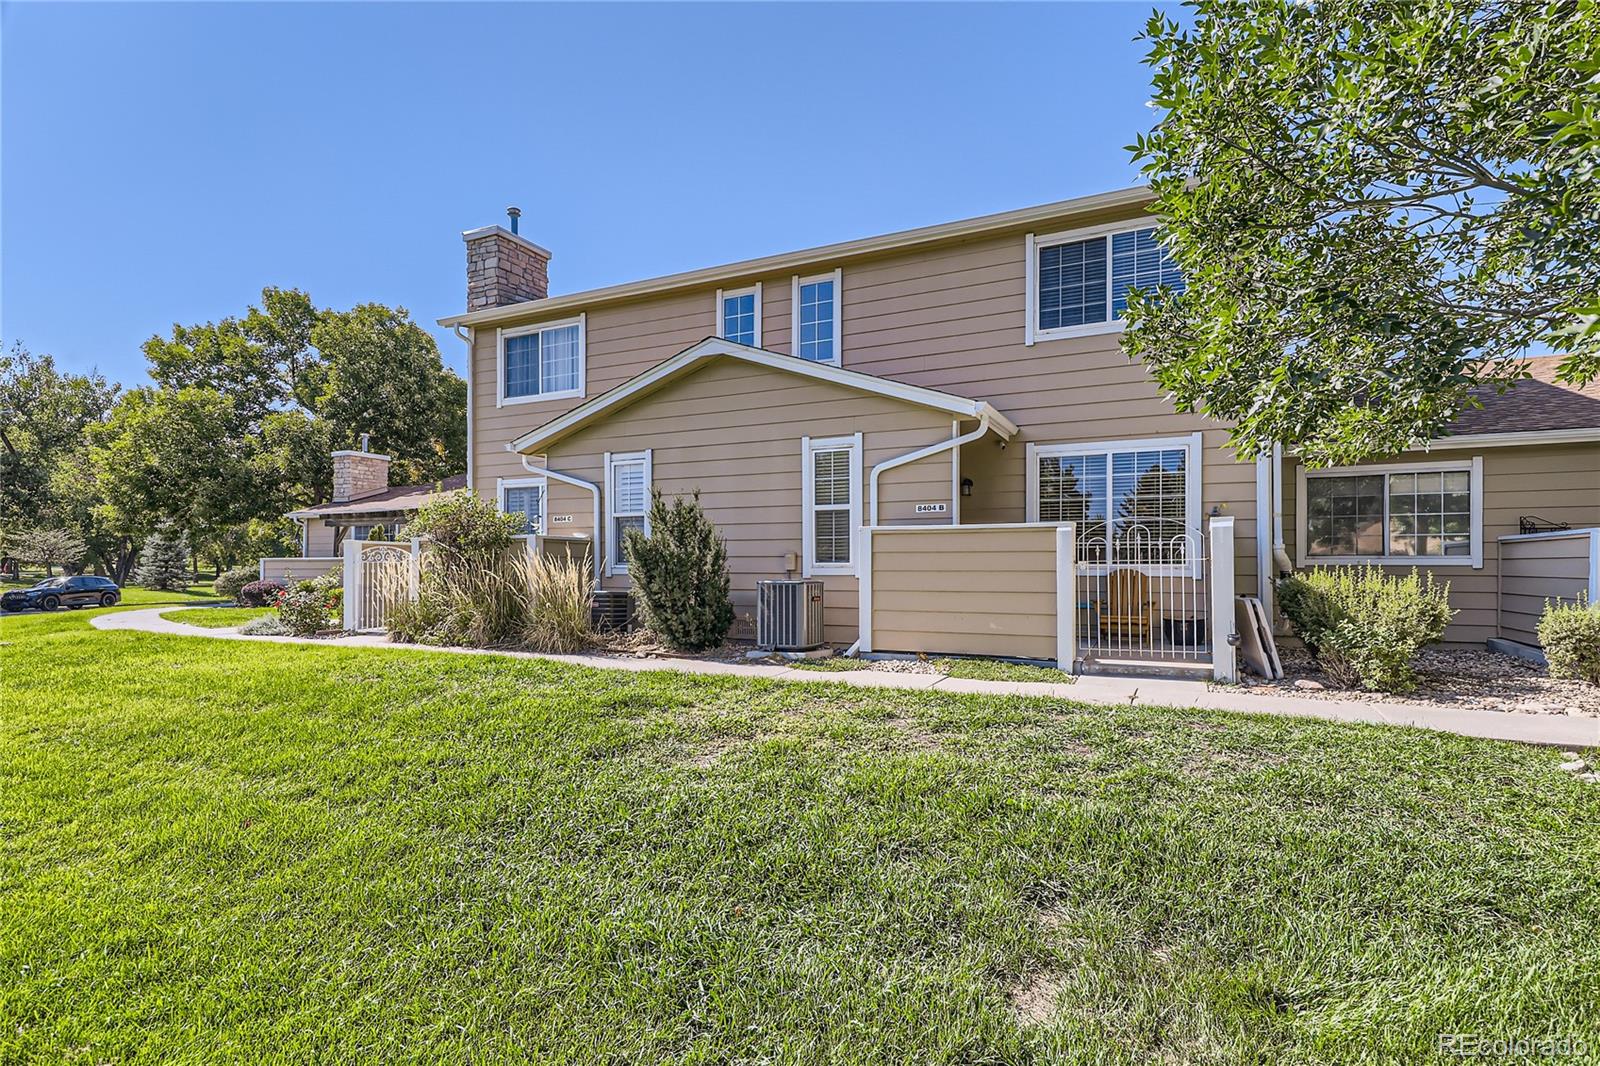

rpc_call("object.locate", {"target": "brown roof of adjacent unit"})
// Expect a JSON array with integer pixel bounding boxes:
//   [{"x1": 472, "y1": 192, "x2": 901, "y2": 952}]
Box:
[
  {"x1": 289, "y1": 473, "x2": 468, "y2": 519},
  {"x1": 1448, "y1": 356, "x2": 1600, "y2": 436}
]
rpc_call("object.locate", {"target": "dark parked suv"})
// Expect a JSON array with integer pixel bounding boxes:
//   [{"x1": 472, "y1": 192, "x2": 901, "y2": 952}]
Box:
[{"x1": 1, "y1": 575, "x2": 121, "y2": 612}]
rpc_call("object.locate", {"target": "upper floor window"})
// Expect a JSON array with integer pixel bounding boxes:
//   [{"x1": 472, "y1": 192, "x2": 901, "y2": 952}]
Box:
[
  {"x1": 499, "y1": 314, "x2": 586, "y2": 405},
  {"x1": 1025, "y1": 221, "x2": 1184, "y2": 344},
  {"x1": 716, "y1": 284, "x2": 762, "y2": 347},
  {"x1": 500, "y1": 478, "x2": 545, "y2": 536},
  {"x1": 792, "y1": 269, "x2": 842, "y2": 366},
  {"x1": 1298, "y1": 459, "x2": 1482, "y2": 568}
]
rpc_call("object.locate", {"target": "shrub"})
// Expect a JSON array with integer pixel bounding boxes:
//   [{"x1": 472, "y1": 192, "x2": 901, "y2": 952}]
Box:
[
  {"x1": 240, "y1": 615, "x2": 292, "y2": 636},
  {"x1": 1277, "y1": 566, "x2": 1453, "y2": 693},
  {"x1": 623, "y1": 491, "x2": 733, "y2": 652},
  {"x1": 522, "y1": 553, "x2": 594, "y2": 653},
  {"x1": 402, "y1": 491, "x2": 522, "y2": 575},
  {"x1": 275, "y1": 574, "x2": 342, "y2": 636},
  {"x1": 136, "y1": 527, "x2": 191, "y2": 590},
  {"x1": 1539, "y1": 596, "x2": 1600, "y2": 685},
  {"x1": 216, "y1": 567, "x2": 259, "y2": 605},
  {"x1": 238, "y1": 579, "x2": 286, "y2": 608}
]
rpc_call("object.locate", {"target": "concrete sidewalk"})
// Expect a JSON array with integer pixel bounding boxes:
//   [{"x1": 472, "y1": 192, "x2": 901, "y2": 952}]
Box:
[{"x1": 93, "y1": 607, "x2": 1600, "y2": 748}]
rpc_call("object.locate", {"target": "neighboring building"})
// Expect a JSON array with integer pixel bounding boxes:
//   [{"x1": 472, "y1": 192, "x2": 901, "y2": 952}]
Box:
[
  {"x1": 259, "y1": 447, "x2": 465, "y2": 583},
  {"x1": 433, "y1": 188, "x2": 1599, "y2": 669}
]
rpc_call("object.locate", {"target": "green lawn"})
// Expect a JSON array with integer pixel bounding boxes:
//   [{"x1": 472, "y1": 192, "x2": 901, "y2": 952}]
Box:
[
  {"x1": 158, "y1": 606, "x2": 273, "y2": 629},
  {"x1": 793, "y1": 655, "x2": 1074, "y2": 684},
  {"x1": 2, "y1": 607, "x2": 1596, "y2": 1063}
]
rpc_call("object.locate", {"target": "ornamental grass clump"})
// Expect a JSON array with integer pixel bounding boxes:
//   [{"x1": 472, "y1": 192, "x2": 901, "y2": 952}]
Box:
[
  {"x1": 1538, "y1": 596, "x2": 1600, "y2": 686},
  {"x1": 1277, "y1": 566, "x2": 1453, "y2": 693},
  {"x1": 623, "y1": 491, "x2": 733, "y2": 652}
]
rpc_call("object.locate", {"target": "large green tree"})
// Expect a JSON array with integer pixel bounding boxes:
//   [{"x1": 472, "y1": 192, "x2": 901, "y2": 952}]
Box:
[
  {"x1": 1125, "y1": 0, "x2": 1600, "y2": 465},
  {"x1": 0, "y1": 342, "x2": 117, "y2": 533}
]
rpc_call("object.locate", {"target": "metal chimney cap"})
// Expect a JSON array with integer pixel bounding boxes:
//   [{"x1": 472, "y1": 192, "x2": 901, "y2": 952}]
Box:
[{"x1": 506, "y1": 206, "x2": 522, "y2": 234}]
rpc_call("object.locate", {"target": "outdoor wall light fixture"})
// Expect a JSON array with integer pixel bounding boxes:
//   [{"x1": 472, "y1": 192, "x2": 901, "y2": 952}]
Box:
[{"x1": 961, "y1": 478, "x2": 974, "y2": 497}]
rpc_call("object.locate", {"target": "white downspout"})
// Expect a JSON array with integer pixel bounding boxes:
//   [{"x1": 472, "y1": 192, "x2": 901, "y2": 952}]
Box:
[
  {"x1": 520, "y1": 454, "x2": 603, "y2": 590},
  {"x1": 455, "y1": 325, "x2": 475, "y2": 491},
  {"x1": 868, "y1": 410, "x2": 992, "y2": 526}
]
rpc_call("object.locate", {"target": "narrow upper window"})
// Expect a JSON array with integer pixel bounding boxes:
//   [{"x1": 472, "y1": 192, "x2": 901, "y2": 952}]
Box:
[
  {"x1": 606, "y1": 451, "x2": 652, "y2": 573},
  {"x1": 500, "y1": 479, "x2": 545, "y2": 536},
  {"x1": 500, "y1": 315, "x2": 586, "y2": 404},
  {"x1": 1300, "y1": 460, "x2": 1481, "y2": 567},
  {"x1": 792, "y1": 269, "x2": 842, "y2": 365},
  {"x1": 1026, "y1": 222, "x2": 1183, "y2": 343},
  {"x1": 716, "y1": 284, "x2": 762, "y2": 347},
  {"x1": 802, "y1": 434, "x2": 861, "y2": 576}
]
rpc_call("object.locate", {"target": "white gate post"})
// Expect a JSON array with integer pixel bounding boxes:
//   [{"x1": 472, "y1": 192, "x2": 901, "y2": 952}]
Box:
[
  {"x1": 408, "y1": 537, "x2": 422, "y2": 600},
  {"x1": 1209, "y1": 516, "x2": 1237, "y2": 682},
  {"x1": 1055, "y1": 523, "x2": 1076, "y2": 673},
  {"x1": 342, "y1": 538, "x2": 360, "y2": 630}
]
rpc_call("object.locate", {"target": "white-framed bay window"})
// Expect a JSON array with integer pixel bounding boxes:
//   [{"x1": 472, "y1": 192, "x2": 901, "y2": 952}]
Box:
[
  {"x1": 1024, "y1": 218, "x2": 1185, "y2": 344},
  {"x1": 497, "y1": 476, "x2": 546, "y2": 537},
  {"x1": 715, "y1": 283, "x2": 762, "y2": 347},
  {"x1": 498, "y1": 314, "x2": 586, "y2": 405},
  {"x1": 1296, "y1": 457, "x2": 1483, "y2": 568},
  {"x1": 790, "y1": 269, "x2": 842, "y2": 366},
  {"x1": 802, "y1": 433, "x2": 862, "y2": 576},
  {"x1": 1026, "y1": 433, "x2": 1203, "y2": 570},
  {"x1": 605, "y1": 450, "x2": 652, "y2": 574}
]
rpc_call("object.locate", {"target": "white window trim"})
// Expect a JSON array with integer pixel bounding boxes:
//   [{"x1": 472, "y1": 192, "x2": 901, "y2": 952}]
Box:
[
  {"x1": 1024, "y1": 215, "x2": 1160, "y2": 345},
  {"x1": 802, "y1": 433, "x2": 863, "y2": 577},
  {"x1": 1295, "y1": 456, "x2": 1484, "y2": 569},
  {"x1": 604, "y1": 449, "x2": 652, "y2": 576},
  {"x1": 790, "y1": 268, "x2": 843, "y2": 367},
  {"x1": 714, "y1": 282, "x2": 763, "y2": 347},
  {"x1": 496, "y1": 313, "x2": 587, "y2": 407},
  {"x1": 497, "y1": 475, "x2": 547, "y2": 538},
  {"x1": 1025, "y1": 432, "x2": 1204, "y2": 577}
]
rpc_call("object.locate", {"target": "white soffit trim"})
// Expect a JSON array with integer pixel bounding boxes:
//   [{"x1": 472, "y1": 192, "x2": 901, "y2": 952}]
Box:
[
  {"x1": 504, "y1": 337, "x2": 1019, "y2": 455},
  {"x1": 440, "y1": 185, "x2": 1154, "y2": 329}
]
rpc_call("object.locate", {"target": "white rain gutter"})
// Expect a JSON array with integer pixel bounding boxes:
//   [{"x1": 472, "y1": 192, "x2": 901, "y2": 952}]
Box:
[
  {"x1": 519, "y1": 454, "x2": 603, "y2": 590},
  {"x1": 867, "y1": 411, "x2": 993, "y2": 526},
  {"x1": 454, "y1": 325, "x2": 475, "y2": 489}
]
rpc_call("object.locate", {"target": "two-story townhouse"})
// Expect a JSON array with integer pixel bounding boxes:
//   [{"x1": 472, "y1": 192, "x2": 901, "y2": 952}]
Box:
[{"x1": 432, "y1": 186, "x2": 1600, "y2": 672}]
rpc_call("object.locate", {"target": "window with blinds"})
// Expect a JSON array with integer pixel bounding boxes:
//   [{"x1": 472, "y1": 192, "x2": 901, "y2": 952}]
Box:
[
  {"x1": 803, "y1": 436, "x2": 859, "y2": 575},
  {"x1": 1032, "y1": 224, "x2": 1184, "y2": 339},
  {"x1": 502, "y1": 483, "x2": 544, "y2": 536},
  {"x1": 1032, "y1": 437, "x2": 1198, "y2": 564},
  {"x1": 503, "y1": 319, "x2": 584, "y2": 401},
  {"x1": 607, "y1": 453, "x2": 650, "y2": 570}
]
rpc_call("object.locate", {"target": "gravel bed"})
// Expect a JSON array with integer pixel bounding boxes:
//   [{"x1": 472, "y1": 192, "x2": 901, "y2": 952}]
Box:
[{"x1": 1246, "y1": 644, "x2": 1600, "y2": 718}]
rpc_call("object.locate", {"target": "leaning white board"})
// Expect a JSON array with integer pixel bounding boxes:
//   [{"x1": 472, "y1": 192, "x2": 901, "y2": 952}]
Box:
[{"x1": 1234, "y1": 595, "x2": 1283, "y2": 679}]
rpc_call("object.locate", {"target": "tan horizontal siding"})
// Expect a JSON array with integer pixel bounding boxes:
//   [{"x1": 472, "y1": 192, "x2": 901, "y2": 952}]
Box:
[
  {"x1": 542, "y1": 358, "x2": 953, "y2": 645},
  {"x1": 869, "y1": 526, "x2": 1059, "y2": 660},
  {"x1": 260, "y1": 557, "x2": 342, "y2": 583},
  {"x1": 1284, "y1": 444, "x2": 1600, "y2": 645},
  {"x1": 1497, "y1": 531, "x2": 1596, "y2": 646}
]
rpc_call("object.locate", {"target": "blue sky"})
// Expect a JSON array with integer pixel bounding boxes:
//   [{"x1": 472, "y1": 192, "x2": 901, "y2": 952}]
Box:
[{"x1": 2, "y1": 2, "x2": 1165, "y2": 383}]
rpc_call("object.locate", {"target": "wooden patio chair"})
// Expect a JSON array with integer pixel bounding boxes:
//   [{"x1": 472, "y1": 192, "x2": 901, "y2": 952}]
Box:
[{"x1": 1096, "y1": 568, "x2": 1157, "y2": 638}]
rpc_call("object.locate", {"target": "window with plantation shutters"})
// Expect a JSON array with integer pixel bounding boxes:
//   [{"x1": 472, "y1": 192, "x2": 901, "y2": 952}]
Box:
[
  {"x1": 606, "y1": 451, "x2": 651, "y2": 572},
  {"x1": 500, "y1": 481, "x2": 544, "y2": 536},
  {"x1": 802, "y1": 435, "x2": 860, "y2": 576}
]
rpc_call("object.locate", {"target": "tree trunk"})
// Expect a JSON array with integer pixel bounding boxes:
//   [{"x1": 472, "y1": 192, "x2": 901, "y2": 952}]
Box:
[{"x1": 110, "y1": 538, "x2": 137, "y2": 585}]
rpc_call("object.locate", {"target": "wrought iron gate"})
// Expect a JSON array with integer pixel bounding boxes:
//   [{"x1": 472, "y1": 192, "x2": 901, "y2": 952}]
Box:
[{"x1": 1074, "y1": 523, "x2": 1211, "y2": 665}]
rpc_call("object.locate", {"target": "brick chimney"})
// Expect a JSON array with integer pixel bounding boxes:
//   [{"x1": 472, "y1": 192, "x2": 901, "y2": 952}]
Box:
[
  {"x1": 331, "y1": 445, "x2": 390, "y2": 503},
  {"x1": 464, "y1": 207, "x2": 551, "y2": 310}
]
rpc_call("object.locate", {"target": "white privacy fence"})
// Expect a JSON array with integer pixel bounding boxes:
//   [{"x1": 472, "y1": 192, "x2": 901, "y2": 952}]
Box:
[
  {"x1": 342, "y1": 540, "x2": 417, "y2": 632},
  {"x1": 857, "y1": 516, "x2": 1238, "y2": 678}
]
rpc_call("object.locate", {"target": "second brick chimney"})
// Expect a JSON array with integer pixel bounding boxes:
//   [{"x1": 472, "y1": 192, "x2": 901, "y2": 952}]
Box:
[
  {"x1": 332, "y1": 447, "x2": 391, "y2": 503},
  {"x1": 465, "y1": 208, "x2": 551, "y2": 310}
]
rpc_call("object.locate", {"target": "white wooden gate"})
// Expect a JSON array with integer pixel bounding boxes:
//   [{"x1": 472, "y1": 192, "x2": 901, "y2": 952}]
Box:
[{"x1": 341, "y1": 540, "x2": 416, "y2": 631}]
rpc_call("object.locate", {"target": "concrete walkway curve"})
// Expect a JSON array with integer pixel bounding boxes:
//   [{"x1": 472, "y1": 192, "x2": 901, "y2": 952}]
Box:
[{"x1": 93, "y1": 607, "x2": 1600, "y2": 749}]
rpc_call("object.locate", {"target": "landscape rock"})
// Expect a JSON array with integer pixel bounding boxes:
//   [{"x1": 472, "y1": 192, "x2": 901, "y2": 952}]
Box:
[{"x1": 1293, "y1": 679, "x2": 1324, "y2": 690}]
